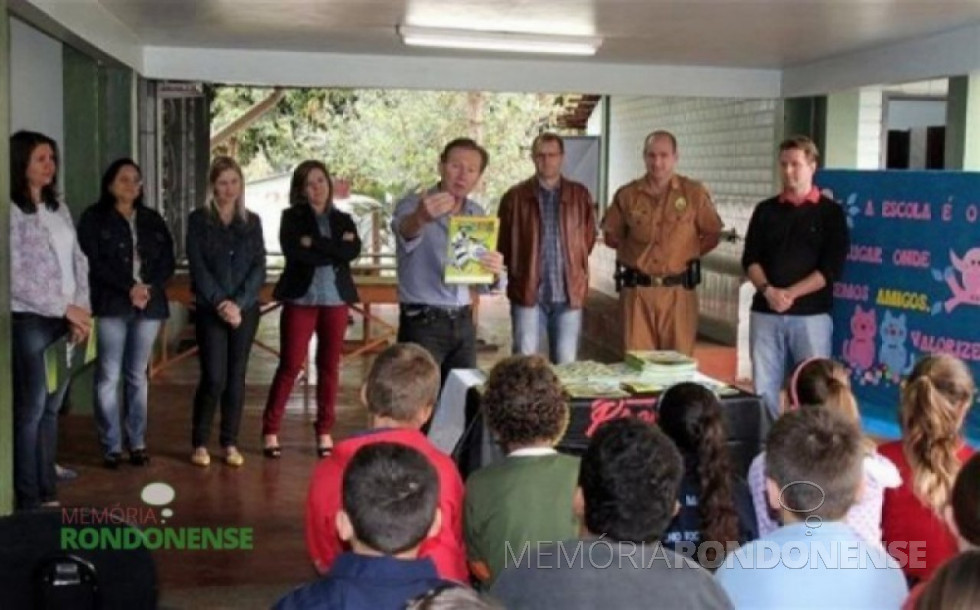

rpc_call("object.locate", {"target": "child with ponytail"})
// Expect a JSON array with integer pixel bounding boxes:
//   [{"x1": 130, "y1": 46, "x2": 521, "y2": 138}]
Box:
[
  {"x1": 658, "y1": 382, "x2": 758, "y2": 569},
  {"x1": 880, "y1": 354, "x2": 976, "y2": 584},
  {"x1": 748, "y1": 357, "x2": 901, "y2": 544}
]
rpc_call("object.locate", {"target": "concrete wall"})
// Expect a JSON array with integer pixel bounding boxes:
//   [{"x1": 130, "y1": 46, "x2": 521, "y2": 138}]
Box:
[
  {"x1": 1, "y1": 0, "x2": 13, "y2": 516},
  {"x1": 10, "y1": 17, "x2": 63, "y2": 145}
]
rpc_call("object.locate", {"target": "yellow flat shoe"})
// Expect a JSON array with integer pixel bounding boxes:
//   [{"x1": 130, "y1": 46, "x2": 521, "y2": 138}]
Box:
[
  {"x1": 225, "y1": 447, "x2": 244, "y2": 467},
  {"x1": 191, "y1": 448, "x2": 211, "y2": 467}
]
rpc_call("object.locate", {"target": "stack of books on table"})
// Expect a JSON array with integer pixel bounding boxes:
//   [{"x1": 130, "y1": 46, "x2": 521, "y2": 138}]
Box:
[
  {"x1": 623, "y1": 350, "x2": 698, "y2": 386},
  {"x1": 553, "y1": 360, "x2": 629, "y2": 398}
]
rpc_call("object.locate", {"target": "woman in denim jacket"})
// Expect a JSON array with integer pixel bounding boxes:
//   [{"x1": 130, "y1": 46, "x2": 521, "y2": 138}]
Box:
[
  {"x1": 186, "y1": 156, "x2": 265, "y2": 467},
  {"x1": 9, "y1": 130, "x2": 91, "y2": 510},
  {"x1": 78, "y1": 159, "x2": 176, "y2": 468}
]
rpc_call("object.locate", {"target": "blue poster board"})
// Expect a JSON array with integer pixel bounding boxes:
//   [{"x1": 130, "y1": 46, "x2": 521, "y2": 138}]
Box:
[{"x1": 819, "y1": 170, "x2": 980, "y2": 445}]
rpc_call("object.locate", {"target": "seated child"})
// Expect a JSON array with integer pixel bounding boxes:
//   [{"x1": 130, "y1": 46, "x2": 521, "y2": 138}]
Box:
[
  {"x1": 464, "y1": 355, "x2": 580, "y2": 586},
  {"x1": 277, "y1": 443, "x2": 456, "y2": 609},
  {"x1": 902, "y1": 452, "x2": 980, "y2": 608},
  {"x1": 492, "y1": 418, "x2": 732, "y2": 610},
  {"x1": 748, "y1": 358, "x2": 900, "y2": 544},
  {"x1": 911, "y1": 551, "x2": 980, "y2": 610},
  {"x1": 306, "y1": 343, "x2": 467, "y2": 582},
  {"x1": 949, "y1": 452, "x2": 980, "y2": 551},
  {"x1": 717, "y1": 407, "x2": 908, "y2": 609},
  {"x1": 880, "y1": 354, "x2": 976, "y2": 583},
  {"x1": 657, "y1": 382, "x2": 758, "y2": 568}
]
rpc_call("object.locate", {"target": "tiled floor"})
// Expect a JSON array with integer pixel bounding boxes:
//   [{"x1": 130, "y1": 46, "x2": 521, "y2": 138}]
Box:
[{"x1": 53, "y1": 293, "x2": 736, "y2": 609}]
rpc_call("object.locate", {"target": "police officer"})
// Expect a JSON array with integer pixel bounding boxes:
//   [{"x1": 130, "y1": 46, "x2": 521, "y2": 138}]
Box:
[{"x1": 602, "y1": 131, "x2": 723, "y2": 355}]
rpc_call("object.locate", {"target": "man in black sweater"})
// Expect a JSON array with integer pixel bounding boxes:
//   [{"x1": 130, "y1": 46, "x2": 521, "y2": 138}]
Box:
[{"x1": 741, "y1": 136, "x2": 849, "y2": 418}]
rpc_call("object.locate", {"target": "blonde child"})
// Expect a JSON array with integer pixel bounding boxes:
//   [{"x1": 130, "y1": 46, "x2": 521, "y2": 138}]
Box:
[{"x1": 748, "y1": 357, "x2": 901, "y2": 544}]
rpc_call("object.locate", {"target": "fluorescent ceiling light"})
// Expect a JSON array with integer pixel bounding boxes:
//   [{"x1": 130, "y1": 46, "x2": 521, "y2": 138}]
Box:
[{"x1": 397, "y1": 25, "x2": 602, "y2": 56}]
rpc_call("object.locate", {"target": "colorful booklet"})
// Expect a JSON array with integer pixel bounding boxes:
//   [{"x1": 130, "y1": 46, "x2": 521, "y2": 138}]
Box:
[
  {"x1": 44, "y1": 326, "x2": 98, "y2": 394},
  {"x1": 445, "y1": 216, "x2": 500, "y2": 284}
]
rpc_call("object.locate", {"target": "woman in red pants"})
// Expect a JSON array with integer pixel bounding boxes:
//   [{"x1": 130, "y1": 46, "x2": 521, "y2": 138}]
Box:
[{"x1": 262, "y1": 160, "x2": 361, "y2": 458}]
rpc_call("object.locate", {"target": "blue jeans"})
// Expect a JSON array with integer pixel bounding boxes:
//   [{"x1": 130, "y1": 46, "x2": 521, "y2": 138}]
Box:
[
  {"x1": 94, "y1": 316, "x2": 162, "y2": 455},
  {"x1": 12, "y1": 313, "x2": 69, "y2": 510},
  {"x1": 511, "y1": 302, "x2": 582, "y2": 365},
  {"x1": 750, "y1": 312, "x2": 833, "y2": 419}
]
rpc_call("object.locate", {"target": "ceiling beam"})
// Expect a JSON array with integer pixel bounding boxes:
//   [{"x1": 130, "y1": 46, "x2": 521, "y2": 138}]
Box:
[
  {"x1": 142, "y1": 46, "x2": 783, "y2": 99},
  {"x1": 9, "y1": 0, "x2": 142, "y2": 70},
  {"x1": 784, "y1": 23, "x2": 980, "y2": 97}
]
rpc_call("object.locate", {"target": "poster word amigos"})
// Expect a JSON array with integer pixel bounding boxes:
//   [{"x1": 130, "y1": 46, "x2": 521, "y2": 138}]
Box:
[{"x1": 820, "y1": 170, "x2": 980, "y2": 443}]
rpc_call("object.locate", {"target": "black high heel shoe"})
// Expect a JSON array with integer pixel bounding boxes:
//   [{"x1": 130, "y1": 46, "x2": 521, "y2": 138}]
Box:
[
  {"x1": 316, "y1": 434, "x2": 333, "y2": 459},
  {"x1": 263, "y1": 434, "x2": 282, "y2": 459}
]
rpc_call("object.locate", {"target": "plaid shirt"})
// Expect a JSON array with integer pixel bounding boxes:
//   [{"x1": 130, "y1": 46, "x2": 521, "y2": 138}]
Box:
[{"x1": 537, "y1": 183, "x2": 566, "y2": 303}]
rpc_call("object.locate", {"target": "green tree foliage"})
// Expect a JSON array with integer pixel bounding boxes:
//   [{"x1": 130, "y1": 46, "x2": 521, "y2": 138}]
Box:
[{"x1": 210, "y1": 87, "x2": 562, "y2": 212}]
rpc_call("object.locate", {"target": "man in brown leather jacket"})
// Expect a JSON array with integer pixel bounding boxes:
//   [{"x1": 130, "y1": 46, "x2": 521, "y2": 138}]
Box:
[
  {"x1": 602, "y1": 131, "x2": 722, "y2": 356},
  {"x1": 497, "y1": 133, "x2": 596, "y2": 364}
]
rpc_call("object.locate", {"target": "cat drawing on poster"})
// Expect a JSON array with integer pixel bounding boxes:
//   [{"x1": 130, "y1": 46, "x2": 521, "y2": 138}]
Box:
[
  {"x1": 843, "y1": 305, "x2": 876, "y2": 371},
  {"x1": 944, "y1": 247, "x2": 980, "y2": 312},
  {"x1": 879, "y1": 311, "x2": 915, "y2": 378}
]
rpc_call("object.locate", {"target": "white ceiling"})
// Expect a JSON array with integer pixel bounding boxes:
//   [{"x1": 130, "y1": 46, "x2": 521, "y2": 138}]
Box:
[{"x1": 96, "y1": 0, "x2": 980, "y2": 69}]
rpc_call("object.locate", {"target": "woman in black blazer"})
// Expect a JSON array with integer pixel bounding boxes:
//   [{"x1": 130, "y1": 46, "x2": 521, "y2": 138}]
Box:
[
  {"x1": 261, "y1": 160, "x2": 361, "y2": 458},
  {"x1": 78, "y1": 158, "x2": 176, "y2": 468}
]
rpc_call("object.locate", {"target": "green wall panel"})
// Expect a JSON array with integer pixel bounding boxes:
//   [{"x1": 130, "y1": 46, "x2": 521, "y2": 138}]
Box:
[
  {"x1": 62, "y1": 48, "x2": 136, "y2": 416},
  {"x1": 62, "y1": 45, "x2": 100, "y2": 216},
  {"x1": 1, "y1": 0, "x2": 14, "y2": 516},
  {"x1": 99, "y1": 66, "x2": 134, "y2": 166}
]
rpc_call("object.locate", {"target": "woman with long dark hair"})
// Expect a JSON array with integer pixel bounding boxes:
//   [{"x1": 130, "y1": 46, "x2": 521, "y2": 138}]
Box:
[
  {"x1": 261, "y1": 160, "x2": 361, "y2": 458},
  {"x1": 657, "y1": 382, "x2": 757, "y2": 568},
  {"x1": 9, "y1": 130, "x2": 91, "y2": 509},
  {"x1": 186, "y1": 156, "x2": 265, "y2": 467},
  {"x1": 78, "y1": 158, "x2": 175, "y2": 468}
]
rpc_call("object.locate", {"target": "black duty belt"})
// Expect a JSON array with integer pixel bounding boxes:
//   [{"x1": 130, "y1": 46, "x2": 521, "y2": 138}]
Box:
[
  {"x1": 619, "y1": 267, "x2": 687, "y2": 288},
  {"x1": 400, "y1": 303, "x2": 472, "y2": 321}
]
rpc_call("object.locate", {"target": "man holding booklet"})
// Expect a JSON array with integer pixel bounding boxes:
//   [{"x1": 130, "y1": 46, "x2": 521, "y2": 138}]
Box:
[{"x1": 392, "y1": 138, "x2": 504, "y2": 384}]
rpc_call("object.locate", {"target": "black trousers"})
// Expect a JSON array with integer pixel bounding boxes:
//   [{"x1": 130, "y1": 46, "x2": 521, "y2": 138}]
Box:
[
  {"x1": 191, "y1": 306, "x2": 260, "y2": 448},
  {"x1": 397, "y1": 308, "x2": 476, "y2": 386}
]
